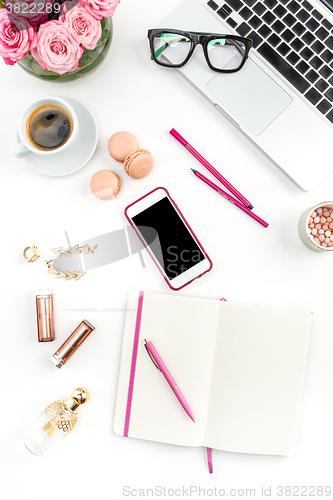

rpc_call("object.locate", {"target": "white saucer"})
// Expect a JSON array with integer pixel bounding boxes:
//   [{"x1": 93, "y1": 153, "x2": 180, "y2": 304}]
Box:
[{"x1": 18, "y1": 94, "x2": 98, "y2": 177}]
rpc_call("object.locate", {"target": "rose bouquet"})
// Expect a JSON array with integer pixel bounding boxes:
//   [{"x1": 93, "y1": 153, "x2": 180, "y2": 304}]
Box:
[{"x1": 0, "y1": 0, "x2": 119, "y2": 80}]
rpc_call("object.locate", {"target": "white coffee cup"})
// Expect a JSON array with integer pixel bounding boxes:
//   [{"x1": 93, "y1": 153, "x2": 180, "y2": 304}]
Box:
[{"x1": 14, "y1": 95, "x2": 78, "y2": 159}]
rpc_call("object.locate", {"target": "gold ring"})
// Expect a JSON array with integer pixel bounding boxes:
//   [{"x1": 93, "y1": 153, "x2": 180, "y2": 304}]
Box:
[{"x1": 23, "y1": 246, "x2": 40, "y2": 263}]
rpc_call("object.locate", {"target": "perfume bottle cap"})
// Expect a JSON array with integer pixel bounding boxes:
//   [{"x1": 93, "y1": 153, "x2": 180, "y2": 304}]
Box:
[{"x1": 66, "y1": 388, "x2": 90, "y2": 412}]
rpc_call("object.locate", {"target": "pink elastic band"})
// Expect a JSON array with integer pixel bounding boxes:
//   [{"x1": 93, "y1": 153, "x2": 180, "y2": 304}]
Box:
[
  {"x1": 124, "y1": 291, "x2": 144, "y2": 437},
  {"x1": 206, "y1": 447, "x2": 213, "y2": 473}
]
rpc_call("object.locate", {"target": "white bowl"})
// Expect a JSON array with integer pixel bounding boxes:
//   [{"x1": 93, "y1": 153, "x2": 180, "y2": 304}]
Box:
[{"x1": 298, "y1": 202, "x2": 333, "y2": 252}]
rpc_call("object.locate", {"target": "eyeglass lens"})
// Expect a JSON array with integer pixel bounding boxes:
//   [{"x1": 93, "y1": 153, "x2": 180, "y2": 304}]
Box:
[
  {"x1": 152, "y1": 32, "x2": 246, "y2": 71},
  {"x1": 207, "y1": 39, "x2": 246, "y2": 71},
  {"x1": 152, "y1": 33, "x2": 192, "y2": 66}
]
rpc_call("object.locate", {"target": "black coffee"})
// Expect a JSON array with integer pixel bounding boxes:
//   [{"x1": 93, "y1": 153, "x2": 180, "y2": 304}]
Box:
[{"x1": 26, "y1": 104, "x2": 73, "y2": 151}]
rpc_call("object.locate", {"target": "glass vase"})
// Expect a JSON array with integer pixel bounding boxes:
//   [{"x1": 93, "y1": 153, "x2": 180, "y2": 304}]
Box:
[{"x1": 18, "y1": 17, "x2": 112, "y2": 83}]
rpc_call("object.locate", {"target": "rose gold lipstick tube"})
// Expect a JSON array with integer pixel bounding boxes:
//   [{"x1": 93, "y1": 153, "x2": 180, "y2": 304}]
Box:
[
  {"x1": 50, "y1": 320, "x2": 95, "y2": 368},
  {"x1": 36, "y1": 290, "x2": 55, "y2": 342}
]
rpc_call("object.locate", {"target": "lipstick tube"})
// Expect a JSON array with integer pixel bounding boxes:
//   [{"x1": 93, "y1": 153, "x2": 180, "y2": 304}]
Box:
[
  {"x1": 50, "y1": 320, "x2": 95, "y2": 368},
  {"x1": 36, "y1": 290, "x2": 55, "y2": 342}
]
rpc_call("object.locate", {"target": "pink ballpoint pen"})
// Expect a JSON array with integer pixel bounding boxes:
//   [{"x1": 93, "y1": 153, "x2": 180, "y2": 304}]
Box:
[
  {"x1": 170, "y1": 128, "x2": 253, "y2": 210},
  {"x1": 144, "y1": 339, "x2": 195, "y2": 422},
  {"x1": 192, "y1": 169, "x2": 269, "y2": 228}
]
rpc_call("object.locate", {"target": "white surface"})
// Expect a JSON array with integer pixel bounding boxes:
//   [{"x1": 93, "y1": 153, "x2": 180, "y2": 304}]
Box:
[{"x1": 1, "y1": 0, "x2": 333, "y2": 498}]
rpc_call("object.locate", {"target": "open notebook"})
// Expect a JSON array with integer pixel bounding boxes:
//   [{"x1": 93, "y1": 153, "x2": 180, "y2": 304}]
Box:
[{"x1": 113, "y1": 291, "x2": 312, "y2": 456}]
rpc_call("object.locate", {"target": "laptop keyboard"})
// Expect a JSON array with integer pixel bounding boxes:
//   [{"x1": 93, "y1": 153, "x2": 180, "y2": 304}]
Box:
[{"x1": 205, "y1": 0, "x2": 333, "y2": 122}]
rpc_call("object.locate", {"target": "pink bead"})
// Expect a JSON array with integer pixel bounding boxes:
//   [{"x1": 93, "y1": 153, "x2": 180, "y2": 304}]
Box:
[
  {"x1": 319, "y1": 235, "x2": 325, "y2": 242},
  {"x1": 311, "y1": 228, "x2": 317, "y2": 235},
  {"x1": 329, "y1": 222, "x2": 333, "y2": 230},
  {"x1": 322, "y1": 224, "x2": 328, "y2": 231},
  {"x1": 309, "y1": 224, "x2": 315, "y2": 228},
  {"x1": 328, "y1": 242, "x2": 333, "y2": 247},
  {"x1": 309, "y1": 217, "x2": 313, "y2": 224},
  {"x1": 313, "y1": 238, "x2": 320, "y2": 244},
  {"x1": 311, "y1": 211, "x2": 317, "y2": 218},
  {"x1": 322, "y1": 243, "x2": 328, "y2": 247},
  {"x1": 320, "y1": 216, "x2": 327, "y2": 224},
  {"x1": 314, "y1": 216, "x2": 320, "y2": 223},
  {"x1": 327, "y1": 217, "x2": 332, "y2": 223},
  {"x1": 323, "y1": 210, "x2": 330, "y2": 217},
  {"x1": 315, "y1": 223, "x2": 321, "y2": 229}
]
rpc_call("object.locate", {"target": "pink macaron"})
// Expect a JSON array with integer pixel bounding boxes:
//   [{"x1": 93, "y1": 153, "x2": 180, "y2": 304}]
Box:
[
  {"x1": 123, "y1": 149, "x2": 154, "y2": 179},
  {"x1": 108, "y1": 132, "x2": 139, "y2": 162},
  {"x1": 90, "y1": 170, "x2": 122, "y2": 200}
]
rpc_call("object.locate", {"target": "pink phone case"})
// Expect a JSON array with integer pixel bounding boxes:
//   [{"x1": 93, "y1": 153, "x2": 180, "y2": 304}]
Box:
[{"x1": 124, "y1": 187, "x2": 213, "y2": 291}]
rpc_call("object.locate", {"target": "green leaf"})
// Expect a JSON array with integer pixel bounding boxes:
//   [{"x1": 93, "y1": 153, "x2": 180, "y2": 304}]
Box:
[{"x1": 31, "y1": 60, "x2": 60, "y2": 80}]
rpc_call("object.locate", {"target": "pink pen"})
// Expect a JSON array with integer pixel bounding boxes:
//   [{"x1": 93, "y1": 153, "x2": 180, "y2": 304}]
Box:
[
  {"x1": 170, "y1": 128, "x2": 253, "y2": 210},
  {"x1": 144, "y1": 339, "x2": 195, "y2": 422},
  {"x1": 192, "y1": 169, "x2": 268, "y2": 228}
]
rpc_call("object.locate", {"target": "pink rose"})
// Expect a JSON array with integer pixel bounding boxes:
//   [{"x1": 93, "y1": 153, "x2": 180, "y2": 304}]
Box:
[
  {"x1": 60, "y1": 3, "x2": 102, "y2": 50},
  {"x1": 78, "y1": 0, "x2": 119, "y2": 21},
  {"x1": 5, "y1": 0, "x2": 55, "y2": 27},
  {"x1": 0, "y1": 10, "x2": 37, "y2": 65},
  {"x1": 31, "y1": 20, "x2": 84, "y2": 74}
]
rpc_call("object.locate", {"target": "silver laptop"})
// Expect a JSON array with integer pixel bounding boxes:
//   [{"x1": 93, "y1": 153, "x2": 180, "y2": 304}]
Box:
[{"x1": 160, "y1": 0, "x2": 333, "y2": 190}]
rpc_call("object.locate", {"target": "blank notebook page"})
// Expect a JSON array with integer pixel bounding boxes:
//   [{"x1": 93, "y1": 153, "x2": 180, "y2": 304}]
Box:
[
  {"x1": 113, "y1": 291, "x2": 221, "y2": 446},
  {"x1": 204, "y1": 301, "x2": 312, "y2": 456}
]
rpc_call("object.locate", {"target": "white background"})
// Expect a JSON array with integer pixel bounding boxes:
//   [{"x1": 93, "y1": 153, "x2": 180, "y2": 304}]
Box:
[{"x1": 1, "y1": 0, "x2": 333, "y2": 498}]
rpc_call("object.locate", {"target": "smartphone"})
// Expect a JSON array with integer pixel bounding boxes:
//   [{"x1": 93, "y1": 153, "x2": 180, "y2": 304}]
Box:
[{"x1": 125, "y1": 187, "x2": 212, "y2": 290}]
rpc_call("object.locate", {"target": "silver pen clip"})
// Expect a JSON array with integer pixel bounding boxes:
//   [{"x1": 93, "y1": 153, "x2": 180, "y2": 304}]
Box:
[{"x1": 144, "y1": 339, "x2": 161, "y2": 371}]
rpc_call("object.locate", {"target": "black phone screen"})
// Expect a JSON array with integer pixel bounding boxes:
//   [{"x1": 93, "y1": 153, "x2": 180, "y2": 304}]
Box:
[{"x1": 132, "y1": 197, "x2": 205, "y2": 280}]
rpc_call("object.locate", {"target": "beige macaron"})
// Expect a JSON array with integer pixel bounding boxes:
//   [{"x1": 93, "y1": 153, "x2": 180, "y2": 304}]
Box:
[
  {"x1": 108, "y1": 132, "x2": 139, "y2": 162},
  {"x1": 123, "y1": 149, "x2": 154, "y2": 179},
  {"x1": 90, "y1": 170, "x2": 122, "y2": 200}
]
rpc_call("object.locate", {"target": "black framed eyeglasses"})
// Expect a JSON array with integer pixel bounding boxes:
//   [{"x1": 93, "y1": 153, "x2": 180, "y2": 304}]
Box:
[{"x1": 147, "y1": 29, "x2": 253, "y2": 73}]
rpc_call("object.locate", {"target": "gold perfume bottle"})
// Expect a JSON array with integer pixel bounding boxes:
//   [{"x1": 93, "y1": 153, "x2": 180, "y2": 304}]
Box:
[{"x1": 21, "y1": 388, "x2": 89, "y2": 458}]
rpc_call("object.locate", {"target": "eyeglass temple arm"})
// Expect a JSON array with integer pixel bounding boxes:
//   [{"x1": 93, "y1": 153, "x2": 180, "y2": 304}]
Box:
[{"x1": 226, "y1": 39, "x2": 246, "y2": 56}]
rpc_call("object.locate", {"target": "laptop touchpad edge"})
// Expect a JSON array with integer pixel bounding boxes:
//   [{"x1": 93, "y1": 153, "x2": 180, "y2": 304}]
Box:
[{"x1": 205, "y1": 59, "x2": 292, "y2": 136}]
